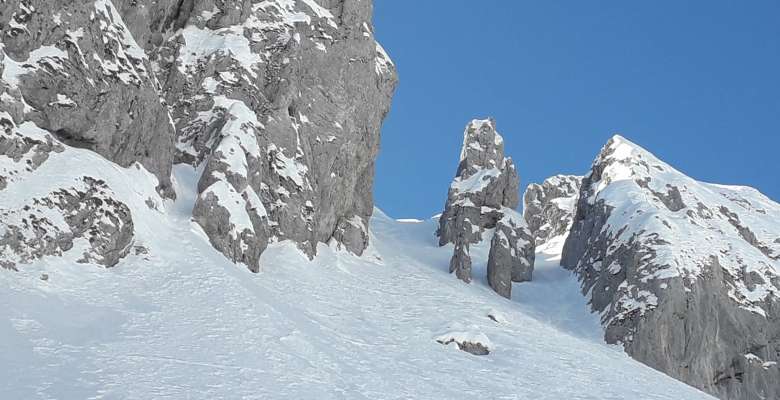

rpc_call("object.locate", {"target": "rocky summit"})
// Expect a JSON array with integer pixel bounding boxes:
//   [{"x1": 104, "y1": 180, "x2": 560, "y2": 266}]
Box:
[
  {"x1": 0, "y1": 0, "x2": 397, "y2": 272},
  {"x1": 561, "y1": 135, "x2": 780, "y2": 400},
  {"x1": 438, "y1": 119, "x2": 535, "y2": 298}
]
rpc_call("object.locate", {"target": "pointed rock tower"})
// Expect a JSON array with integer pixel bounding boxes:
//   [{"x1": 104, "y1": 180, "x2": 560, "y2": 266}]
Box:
[{"x1": 438, "y1": 119, "x2": 535, "y2": 298}]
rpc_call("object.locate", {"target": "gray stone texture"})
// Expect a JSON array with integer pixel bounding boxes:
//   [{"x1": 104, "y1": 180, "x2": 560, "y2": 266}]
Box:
[
  {"x1": 448, "y1": 214, "x2": 473, "y2": 284},
  {"x1": 0, "y1": 175, "x2": 134, "y2": 270},
  {"x1": 438, "y1": 119, "x2": 519, "y2": 247},
  {"x1": 0, "y1": 0, "x2": 177, "y2": 196},
  {"x1": 561, "y1": 135, "x2": 780, "y2": 400},
  {"x1": 523, "y1": 175, "x2": 582, "y2": 246},
  {"x1": 142, "y1": 0, "x2": 396, "y2": 270},
  {"x1": 487, "y1": 209, "x2": 535, "y2": 298},
  {"x1": 438, "y1": 119, "x2": 535, "y2": 297},
  {"x1": 0, "y1": 0, "x2": 397, "y2": 272}
]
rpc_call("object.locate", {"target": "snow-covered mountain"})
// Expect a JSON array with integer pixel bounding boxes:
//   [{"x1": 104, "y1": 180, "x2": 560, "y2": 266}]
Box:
[
  {"x1": 0, "y1": 165, "x2": 716, "y2": 399},
  {"x1": 0, "y1": 1, "x2": 777, "y2": 399},
  {"x1": 561, "y1": 135, "x2": 780, "y2": 400}
]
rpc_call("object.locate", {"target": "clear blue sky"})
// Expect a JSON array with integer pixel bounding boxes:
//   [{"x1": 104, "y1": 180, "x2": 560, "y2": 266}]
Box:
[{"x1": 372, "y1": 1, "x2": 780, "y2": 219}]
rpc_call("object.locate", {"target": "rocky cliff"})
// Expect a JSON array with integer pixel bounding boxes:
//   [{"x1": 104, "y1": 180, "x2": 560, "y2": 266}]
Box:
[
  {"x1": 561, "y1": 135, "x2": 780, "y2": 400},
  {"x1": 0, "y1": 0, "x2": 396, "y2": 272},
  {"x1": 523, "y1": 175, "x2": 582, "y2": 247},
  {"x1": 438, "y1": 119, "x2": 534, "y2": 298}
]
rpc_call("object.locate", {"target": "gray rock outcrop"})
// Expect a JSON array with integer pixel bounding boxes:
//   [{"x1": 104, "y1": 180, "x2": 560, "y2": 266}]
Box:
[
  {"x1": 438, "y1": 119, "x2": 519, "y2": 247},
  {"x1": 523, "y1": 175, "x2": 582, "y2": 247},
  {"x1": 0, "y1": 0, "x2": 177, "y2": 196},
  {"x1": 0, "y1": 139, "x2": 136, "y2": 270},
  {"x1": 449, "y1": 236, "x2": 473, "y2": 284},
  {"x1": 438, "y1": 119, "x2": 535, "y2": 298},
  {"x1": 561, "y1": 135, "x2": 780, "y2": 400},
  {"x1": 0, "y1": 91, "x2": 140, "y2": 270},
  {"x1": 487, "y1": 208, "x2": 535, "y2": 298},
  {"x1": 146, "y1": 0, "x2": 396, "y2": 270},
  {"x1": 0, "y1": 0, "x2": 396, "y2": 272}
]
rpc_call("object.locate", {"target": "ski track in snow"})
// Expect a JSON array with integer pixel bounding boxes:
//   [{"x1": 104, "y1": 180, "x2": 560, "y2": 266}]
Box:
[{"x1": 0, "y1": 166, "x2": 715, "y2": 399}]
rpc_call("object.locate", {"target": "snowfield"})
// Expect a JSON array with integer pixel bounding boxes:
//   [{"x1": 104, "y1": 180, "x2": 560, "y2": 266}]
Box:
[{"x1": 0, "y1": 166, "x2": 715, "y2": 399}]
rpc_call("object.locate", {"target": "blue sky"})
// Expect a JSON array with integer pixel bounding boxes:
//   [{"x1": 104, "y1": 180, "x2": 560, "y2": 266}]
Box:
[{"x1": 372, "y1": 1, "x2": 780, "y2": 219}]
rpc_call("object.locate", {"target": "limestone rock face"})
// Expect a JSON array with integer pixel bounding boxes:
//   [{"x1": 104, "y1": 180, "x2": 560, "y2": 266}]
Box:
[
  {"x1": 438, "y1": 119, "x2": 519, "y2": 247},
  {"x1": 448, "y1": 213, "x2": 474, "y2": 283},
  {"x1": 0, "y1": 0, "x2": 179, "y2": 271},
  {"x1": 561, "y1": 135, "x2": 780, "y2": 400},
  {"x1": 449, "y1": 239, "x2": 473, "y2": 284},
  {"x1": 487, "y1": 208, "x2": 535, "y2": 298},
  {"x1": 137, "y1": 0, "x2": 397, "y2": 270},
  {"x1": 523, "y1": 175, "x2": 582, "y2": 247},
  {"x1": 0, "y1": 0, "x2": 177, "y2": 195},
  {"x1": 438, "y1": 119, "x2": 535, "y2": 298},
  {"x1": 0, "y1": 109, "x2": 158, "y2": 271},
  {"x1": 0, "y1": 0, "x2": 396, "y2": 272}
]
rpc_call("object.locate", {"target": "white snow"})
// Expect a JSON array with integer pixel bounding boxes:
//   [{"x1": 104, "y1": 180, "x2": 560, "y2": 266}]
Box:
[
  {"x1": 178, "y1": 26, "x2": 263, "y2": 77},
  {"x1": 458, "y1": 119, "x2": 495, "y2": 162},
  {"x1": 202, "y1": 176, "x2": 255, "y2": 241},
  {"x1": 299, "y1": 0, "x2": 337, "y2": 28},
  {"x1": 1, "y1": 45, "x2": 69, "y2": 88},
  {"x1": 435, "y1": 327, "x2": 493, "y2": 351},
  {"x1": 268, "y1": 144, "x2": 308, "y2": 189},
  {"x1": 91, "y1": 0, "x2": 149, "y2": 85},
  {"x1": 202, "y1": 77, "x2": 219, "y2": 93},
  {"x1": 94, "y1": 0, "x2": 146, "y2": 60},
  {"x1": 375, "y1": 43, "x2": 394, "y2": 75},
  {"x1": 48, "y1": 94, "x2": 76, "y2": 107},
  {"x1": 0, "y1": 171, "x2": 716, "y2": 399},
  {"x1": 201, "y1": 6, "x2": 220, "y2": 21},
  {"x1": 450, "y1": 167, "x2": 501, "y2": 193}
]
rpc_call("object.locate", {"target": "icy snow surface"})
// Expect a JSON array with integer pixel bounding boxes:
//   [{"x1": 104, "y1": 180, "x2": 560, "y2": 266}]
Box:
[{"x1": 0, "y1": 167, "x2": 715, "y2": 399}]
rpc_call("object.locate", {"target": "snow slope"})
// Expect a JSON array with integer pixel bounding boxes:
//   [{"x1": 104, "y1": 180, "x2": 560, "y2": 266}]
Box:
[{"x1": 0, "y1": 167, "x2": 715, "y2": 399}]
